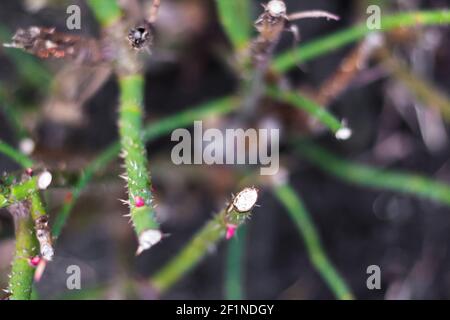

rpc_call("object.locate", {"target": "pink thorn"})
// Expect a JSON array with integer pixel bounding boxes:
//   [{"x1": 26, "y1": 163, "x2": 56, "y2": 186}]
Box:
[
  {"x1": 34, "y1": 259, "x2": 47, "y2": 282},
  {"x1": 28, "y1": 256, "x2": 41, "y2": 267},
  {"x1": 225, "y1": 224, "x2": 238, "y2": 240},
  {"x1": 135, "y1": 196, "x2": 145, "y2": 208}
]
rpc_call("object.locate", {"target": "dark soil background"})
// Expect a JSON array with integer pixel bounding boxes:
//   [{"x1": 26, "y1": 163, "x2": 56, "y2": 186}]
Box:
[{"x1": 1, "y1": 0, "x2": 450, "y2": 300}]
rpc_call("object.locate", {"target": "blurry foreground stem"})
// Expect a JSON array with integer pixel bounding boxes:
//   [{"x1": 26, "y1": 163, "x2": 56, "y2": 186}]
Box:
[
  {"x1": 273, "y1": 183, "x2": 354, "y2": 300},
  {"x1": 150, "y1": 190, "x2": 256, "y2": 294},
  {"x1": 225, "y1": 225, "x2": 247, "y2": 300},
  {"x1": 296, "y1": 142, "x2": 450, "y2": 207}
]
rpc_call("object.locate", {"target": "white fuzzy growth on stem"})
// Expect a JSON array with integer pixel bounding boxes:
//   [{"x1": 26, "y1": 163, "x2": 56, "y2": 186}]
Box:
[{"x1": 136, "y1": 229, "x2": 163, "y2": 255}]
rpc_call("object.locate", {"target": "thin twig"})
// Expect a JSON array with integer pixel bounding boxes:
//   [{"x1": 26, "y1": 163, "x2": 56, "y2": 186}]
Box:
[
  {"x1": 287, "y1": 11, "x2": 340, "y2": 22},
  {"x1": 148, "y1": 0, "x2": 161, "y2": 24}
]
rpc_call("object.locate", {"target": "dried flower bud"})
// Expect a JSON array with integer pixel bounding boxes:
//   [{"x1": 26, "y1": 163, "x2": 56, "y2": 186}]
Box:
[
  {"x1": 128, "y1": 21, "x2": 154, "y2": 50},
  {"x1": 4, "y1": 26, "x2": 104, "y2": 64},
  {"x1": 266, "y1": 0, "x2": 287, "y2": 18}
]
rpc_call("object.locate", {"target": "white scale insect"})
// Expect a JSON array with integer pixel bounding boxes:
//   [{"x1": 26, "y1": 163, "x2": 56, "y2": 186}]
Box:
[{"x1": 229, "y1": 187, "x2": 259, "y2": 213}]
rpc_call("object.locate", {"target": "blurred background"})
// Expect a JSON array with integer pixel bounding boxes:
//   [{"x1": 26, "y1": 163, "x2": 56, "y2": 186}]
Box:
[{"x1": 1, "y1": 0, "x2": 450, "y2": 299}]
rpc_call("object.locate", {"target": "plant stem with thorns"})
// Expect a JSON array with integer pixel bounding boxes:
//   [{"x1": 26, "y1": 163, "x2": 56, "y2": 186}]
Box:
[
  {"x1": 7, "y1": 202, "x2": 39, "y2": 300},
  {"x1": 118, "y1": 74, "x2": 161, "y2": 254},
  {"x1": 267, "y1": 86, "x2": 349, "y2": 138},
  {"x1": 150, "y1": 188, "x2": 258, "y2": 294},
  {"x1": 0, "y1": 177, "x2": 39, "y2": 208}
]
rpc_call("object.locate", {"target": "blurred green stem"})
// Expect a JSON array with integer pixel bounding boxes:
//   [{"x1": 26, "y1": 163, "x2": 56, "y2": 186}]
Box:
[
  {"x1": 215, "y1": 0, "x2": 252, "y2": 51},
  {"x1": 53, "y1": 96, "x2": 237, "y2": 237},
  {"x1": 0, "y1": 140, "x2": 33, "y2": 168},
  {"x1": 273, "y1": 10, "x2": 450, "y2": 73},
  {"x1": 267, "y1": 86, "x2": 345, "y2": 135},
  {"x1": 297, "y1": 141, "x2": 450, "y2": 207},
  {"x1": 273, "y1": 183, "x2": 354, "y2": 300},
  {"x1": 150, "y1": 196, "x2": 254, "y2": 294},
  {"x1": 86, "y1": 0, "x2": 122, "y2": 27},
  {"x1": 376, "y1": 46, "x2": 450, "y2": 122},
  {"x1": 225, "y1": 225, "x2": 247, "y2": 300}
]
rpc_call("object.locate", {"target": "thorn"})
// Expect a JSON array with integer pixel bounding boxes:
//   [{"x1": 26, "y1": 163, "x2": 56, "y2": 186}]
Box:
[
  {"x1": 119, "y1": 199, "x2": 130, "y2": 206},
  {"x1": 33, "y1": 259, "x2": 47, "y2": 282},
  {"x1": 225, "y1": 224, "x2": 238, "y2": 240},
  {"x1": 28, "y1": 256, "x2": 41, "y2": 267}
]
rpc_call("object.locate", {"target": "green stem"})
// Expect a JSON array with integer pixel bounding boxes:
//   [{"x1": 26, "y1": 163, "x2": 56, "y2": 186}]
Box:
[
  {"x1": 30, "y1": 192, "x2": 46, "y2": 220},
  {"x1": 0, "y1": 140, "x2": 34, "y2": 168},
  {"x1": 273, "y1": 184, "x2": 354, "y2": 300},
  {"x1": 86, "y1": 0, "x2": 122, "y2": 27},
  {"x1": 266, "y1": 86, "x2": 344, "y2": 135},
  {"x1": 215, "y1": 0, "x2": 253, "y2": 51},
  {"x1": 118, "y1": 74, "x2": 160, "y2": 252},
  {"x1": 225, "y1": 225, "x2": 246, "y2": 300},
  {"x1": 0, "y1": 177, "x2": 39, "y2": 208},
  {"x1": 52, "y1": 145, "x2": 119, "y2": 237},
  {"x1": 296, "y1": 141, "x2": 450, "y2": 207},
  {"x1": 8, "y1": 203, "x2": 39, "y2": 300},
  {"x1": 272, "y1": 10, "x2": 450, "y2": 73},
  {"x1": 53, "y1": 96, "x2": 237, "y2": 237},
  {"x1": 151, "y1": 197, "x2": 255, "y2": 294}
]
